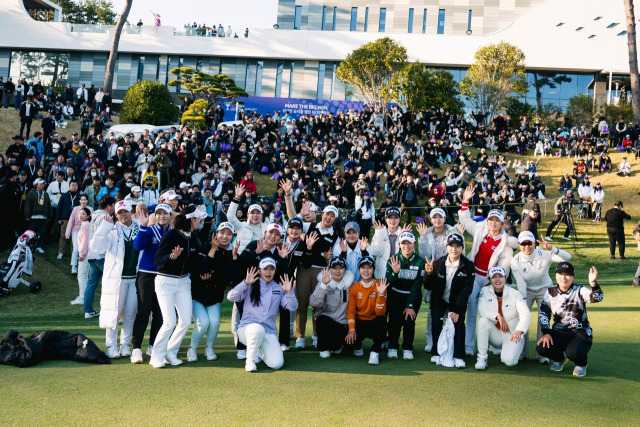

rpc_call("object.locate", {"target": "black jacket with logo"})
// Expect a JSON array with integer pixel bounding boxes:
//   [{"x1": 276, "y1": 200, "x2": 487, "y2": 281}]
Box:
[{"x1": 423, "y1": 255, "x2": 475, "y2": 315}]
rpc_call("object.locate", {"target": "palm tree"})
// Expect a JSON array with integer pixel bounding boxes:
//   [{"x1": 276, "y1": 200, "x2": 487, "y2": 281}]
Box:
[
  {"x1": 624, "y1": 0, "x2": 640, "y2": 122},
  {"x1": 104, "y1": 0, "x2": 133, "y2": 92}
]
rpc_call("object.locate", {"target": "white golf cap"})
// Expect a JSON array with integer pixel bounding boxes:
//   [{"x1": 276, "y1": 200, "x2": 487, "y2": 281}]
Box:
[
  {"x1": 159, "y1": 190, "x2": 182, "y2": 201},
  {"x1": 518, "y1": 231, "x2": 536, "y2": 244},
  {"x1": 487, "y1": 209, "x2": 505, "y2": 222},
  {"x1": 429, "y1": 208, "x2": 446, "y2": 218},
  {"x1": 155, "y1": 203, "x2": 172, "y2": 214},
  {"x1": 265, "y1": 222, "x2": 284, "y2": 235},
  {"x1": 131, "y1": 186, "x2": 141, "y2": 193},
  {"x1": 258, "y1": 257, "x2": 276, "y2": 269},
  {"x1": 33, "y1": 178, "x2": 46, "y2": 185},
  {"x1": 323, "y1": 205, "x2": 339, "y2": 216},
  {"x1": 308, "y1": 202, "x2": 318, "y2": 212},
  {"x1": 488, "y1": 266, "x2": 506, "y2": 278},
  {"x1": 115, "y1": 200, "x2": 132, "y2": 213},
  {"x1": 217, "y1": 221, "x2": 235, "y2": 234},
  {"x1": 248, "y1": 204, "x2": 264, "y2": 214},
  {"x1": 399, "y1": 231, "x2": 416, "y2": 244},
  {"x1": 185, "y1": 206, "x2": 208, "y2": 219},
  {"x1": 179, "y1": 182, "x2": 189, "y2": 189}
]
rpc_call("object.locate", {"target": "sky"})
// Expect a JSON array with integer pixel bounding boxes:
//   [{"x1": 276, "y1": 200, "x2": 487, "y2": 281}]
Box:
[{"x1": 111, "y1": 0, "x2": 279, "y2": 30}]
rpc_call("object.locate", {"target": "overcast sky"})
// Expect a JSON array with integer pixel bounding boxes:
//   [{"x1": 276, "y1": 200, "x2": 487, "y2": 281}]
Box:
[{"x1": 111, "y1": 0, "x2": 279, "y2": 30}]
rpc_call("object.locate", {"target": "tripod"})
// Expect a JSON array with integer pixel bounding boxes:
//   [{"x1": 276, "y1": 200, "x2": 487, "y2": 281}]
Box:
[{"x1": 551, "y1": 206, "x2": 577, "y2": 249}]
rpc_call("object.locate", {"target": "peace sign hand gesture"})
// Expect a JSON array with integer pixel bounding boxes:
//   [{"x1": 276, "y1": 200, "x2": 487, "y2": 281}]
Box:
[
  {"x1": 424, "y1": 256, "x2": 435, "y2": 274},
  {"x1": 170, "y1": 246, "x2": 183, "y2": 260},
  {"x1": 376, "y1": 278, "x2": 388, "y2": 295},
  {"x1": 232, "y1": 240, "x2": 241, "y2": 260},
  {"x1": 390, "y1": 256, "x2": 401, "y2": 274},
  {"x1": 245, "y1": 266, "x2": 259, "y2": 286}
]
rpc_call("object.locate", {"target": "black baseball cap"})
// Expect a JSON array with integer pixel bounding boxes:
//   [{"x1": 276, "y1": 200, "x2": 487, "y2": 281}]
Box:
[
  {"x1": 329, "y1": 257, "x2": 347, "y2": 269},
  {"x1": 555, "y1": 262, "x2": 575, "y2": 276},
  {"x1": 358, "y1": 256, "x2": 375, "y2": 268},
  {"x1": 446, "y1": 233, "x2": 464, "y2": 247},
  {"x1": 385, "y1": 206, "x2": 401, "y2": 218},
  {"x1": 287, "y1": 217, "x2": 304, "y2": 229}
]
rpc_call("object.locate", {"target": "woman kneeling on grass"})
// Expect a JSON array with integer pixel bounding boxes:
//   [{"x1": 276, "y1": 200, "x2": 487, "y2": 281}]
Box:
[
  {"x1": 536, "y1": 262, "x2": 603, "y2": 377},
  {"x1": 227, "y1": 258, "x2": 297, "y2": 372},
  {"x1": 475, "y1": 266, "x2": 531, "y2": 370}
]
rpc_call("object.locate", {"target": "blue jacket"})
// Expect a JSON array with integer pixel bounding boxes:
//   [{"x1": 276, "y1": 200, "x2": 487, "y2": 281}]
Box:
[{"x1": 133, "y1": 224, "x2": 170, "y2": 273}]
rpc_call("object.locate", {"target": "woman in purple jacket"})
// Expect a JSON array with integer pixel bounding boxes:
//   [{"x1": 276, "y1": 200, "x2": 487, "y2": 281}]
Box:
[{"x1": 227, "y1": 257, "x2": 297, "y2": 372}]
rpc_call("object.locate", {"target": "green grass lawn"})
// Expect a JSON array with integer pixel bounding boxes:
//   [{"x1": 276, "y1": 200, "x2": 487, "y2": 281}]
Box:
[{"x1": 1, "y1": 110, "x2": 640, "y2": 425}]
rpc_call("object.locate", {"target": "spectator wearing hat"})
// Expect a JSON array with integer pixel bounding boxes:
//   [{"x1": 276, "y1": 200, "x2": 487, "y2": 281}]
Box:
[
  {"x1": 604, "y1": 201, "x2": 632, "y2": 259},
  {"x1": 475, "y1": 266, "x2": 530, "y2": 370},
  {"x1": 140, "y1": 175, "x2": 159, "y2": 207},
  {"x1": 90, "y1": 200, "x2": 141, "y2": 359},
  {"x1": 345, "y1": 256, "x2": 388, "y2": 365},
  {"x1": 423, "y1": 233, "x2": 475, "y2": 368},
  {"x1": 458, "y1": 185, "x2": 518, "y2": 355},
  {"x1": 153, "y1": 148, "x2": 172, "y2": 189},
  {"x1": 124, "y1": 186, "x2": 144, "y2": 208},
  {"x1": 355, "y1": 191, "x2": 375, "y2": 238},
  {"x1": 310, "y1": 257, "x2": 355, "y2": 358},
  {"x1": 24, "y1": 178, "x2": 52, "y2": 254},
  {"x1": 147, "y1": 189, "x2": 181, "y2": 227},
  {"x1": 511, "y1": 231, "x2": 571, "y2": 363},
  {"x1": 519, "y1": 200, "x2": 541, "y2": 242},
  {"x1": 6, "y1": 135, "x2": 28, "y2": 166},
  {"x1": 577, "y1": 176, "x2": 593, "y2": 218},
  {"x1": 385, "y1": 229, "x2": 425, "y2": 360},
  {"x1": 536, "y1": 262, "x2": 602, "y2": 377}
]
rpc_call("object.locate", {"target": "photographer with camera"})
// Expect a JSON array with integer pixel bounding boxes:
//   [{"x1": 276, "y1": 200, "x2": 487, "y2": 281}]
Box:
[{"x1": 544, "y1": 190, "x2": 575, "y2": 242}]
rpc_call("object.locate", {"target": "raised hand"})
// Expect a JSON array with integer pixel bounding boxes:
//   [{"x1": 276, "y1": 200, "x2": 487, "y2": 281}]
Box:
[
  {"x1": 416, "y1": 222, "x2": 428, "y2": 238},
  {"x1": 321, "y1": 267, "x2": 332, "y2": 285},
  {"x1": 103, "y1": 213, "x2": 113, "y2": 223},
  {"x1": 245, "y1": 266, "x2": 259, "y2": 285},
  {"x1": 232, "y1": 240, "x2": 241, "y2": 260},
  {"x1": 171, "y1": 245, "x2": 184, "y2": 260},
  {"x1": 424, "y1": 256, "x2": 435, "y2": 274},
  {"x1": 138, "y1": 209, "x2": 149, "y2": 227},
  {"x1": 372, "y1": 220, "x2": 385, "y2": 231},
  {"x1": 456, "y1": 223, "x2": 465, "y2": 235},
  {"x1": 234, "y1": 184, "x2": 245, "y2": 199},
  {"x1": 277, "y1": 242, "x2": 292, "y2": 259},
  {"x1": 255, "y1": 237, "x2": 266, "y2": 254},
  {"x1": 376, "y1": 278, "x2": 388, "y2": 295},
  {"x1": 588, "y1": 266, "x2": 598, "y2": 285},
  {"x1": 537, "y1": 239, "x2": 552, "y2": 251},
  {"x1": 338, "y1": 238, "x2": 348, "y2": 253},
  {"x1": 359, "y1": 237, "x2": 369, "y2": 252},
  {"x1": 463, "y1": 185, "x2": 475, "y2": 203},
  {"x1": 210, "y1": 234, "x2": 220, "y2": 251},
  {"x1": 389, "y1": 256, "x2": 401, "y2": 274},
  {"x1": 401, "y1": 223, "x2": 413, "y2": 233},
  {"x1": 280, "y1": 274, "x2": 293, "y2": 293},
  {"x1": 300, "y1": 202, "x2": 311, "y2": 218},
  {"x1": 306, "y1": 232, "x2": 319, "y2": 250},
  {"x1": 279, "y1": 179, "x2": 292, "y2": 194}
]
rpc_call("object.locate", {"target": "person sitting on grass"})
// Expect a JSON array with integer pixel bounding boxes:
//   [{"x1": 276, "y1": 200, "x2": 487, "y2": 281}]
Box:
[
  {"x1": 227, "y1": 258, "x2": 297, "y2": 372},
  {"x1": 475, "y1": 266, "x2": 530, "y2": 370},
  {"x1": 617, "y1": 157, "x2": 631, "y2": 177},
  {"x1": 536, "y1": 262, "x2": 603, "y2": 377},
  {"x1": 345, "y1": 256, "x2": 388, "y2": 365},
  {"x1": 310, "y1": 258, "x2": 355, "y2": 359}
]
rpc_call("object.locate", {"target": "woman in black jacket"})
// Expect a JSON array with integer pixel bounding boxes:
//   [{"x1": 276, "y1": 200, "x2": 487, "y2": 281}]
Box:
[
  {"x1": 149, "y1": 205, "x2": 208, "y2": 369},
  {"x1": 423, "y1": 233, "x2": 475, "y2": 368}
]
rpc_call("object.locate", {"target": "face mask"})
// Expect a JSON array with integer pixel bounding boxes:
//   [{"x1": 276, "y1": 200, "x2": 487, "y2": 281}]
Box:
[
  {"x1": 127, "y1": 182, "x2": 133, "y2": 187},
  {"x1": 430, "y1": 202, "x2": 436, "y2": 207},
  {"x1": 91, "y1": 171, "x2": 97, "y2": 177}
]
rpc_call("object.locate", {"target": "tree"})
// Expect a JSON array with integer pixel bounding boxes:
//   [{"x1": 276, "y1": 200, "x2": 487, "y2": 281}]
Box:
[
  {"x1": 596, "y1": 99, "x2": 634, "y2": 127},
  {"x1": 335, "y1": 37, "x2": 407, "y2": 115},
  {"x1": 565, "y1": 94, "x2": 595, "y2": 128},
  {"x1": 506, "y1": 97, "x2": 535, "y2": 126},
  {"x1": 401, "y1": 65, "x2": 464, "y2": 114},
  {"x1": 120, "y1": 80, "x2": 178, "y2": 125},
  {"x1": 167, "y1": 68, "x2": 248, "y2": 108},
  {"x1": 180, "y1": 99, "x2": 208, "y2": 127},
  {"x1": 624, "y1": 0, "x2": 640, "y2": 123},
  {"x1": 103, "y1": 0, "x2": 132, "y2": 92},
  {"x1": 460, "y1": 42, "x2": 527, "y2": 124},
  {"x1": 50, "y1": 0, "x2": 117, "y2": 24},
  {"x1": 530, "y1": 71, "x2": 572, "y2": 113}
]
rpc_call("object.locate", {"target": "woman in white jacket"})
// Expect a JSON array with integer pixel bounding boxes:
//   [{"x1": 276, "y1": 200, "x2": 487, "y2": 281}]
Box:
[
  {"x1": 475, "y1": 266, "x2": 531, "y2": 370},
  {"x1": 90, "y1": 200, "x2": 140, "y2": 359},
  {"x1": 510, "y1": 231, "x2": 571, "y2": 363}
]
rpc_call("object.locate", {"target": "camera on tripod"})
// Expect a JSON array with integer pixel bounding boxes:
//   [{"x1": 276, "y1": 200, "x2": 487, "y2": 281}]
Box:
[{"x1": 559, "y1": 196, "x2": 575, "y2": 212}]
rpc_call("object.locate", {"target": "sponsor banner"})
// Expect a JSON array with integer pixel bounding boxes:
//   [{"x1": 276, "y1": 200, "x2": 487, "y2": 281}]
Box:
[{"x1": 222, "y1": 96, "x2": 365, "y2": 121}]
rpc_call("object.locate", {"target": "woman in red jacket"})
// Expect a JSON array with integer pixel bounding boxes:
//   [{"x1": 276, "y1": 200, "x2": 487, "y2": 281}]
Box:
[{"x1": 240, "y1": 171, "x2": 257, "y2": 195}]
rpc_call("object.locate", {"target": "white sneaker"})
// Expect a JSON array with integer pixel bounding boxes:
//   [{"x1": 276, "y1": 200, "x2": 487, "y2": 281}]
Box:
[
  {"x1": 106, "y1": 346, "x2": 120, "y2": 359},
  {"x1": 536, "y1": 356, "x2": 550, "y2": 364},
  {"x1": 36, "y1": 247, "x2": 44, "y2": 254},
  {"x1": 151, "y1": 361, "x2": 165, "y2": 369},
  {"x1": 146, "y1": 346, "x2": 153, "y2": 357},
  {"x1": 475, "y1": 357, "x2": 487, "y2": 370},
  {"x1": 295, "y1": 338, "x2": 305, "y2": 349},
  {"x1": 424, "y1": 344, "x2": 432, "y2": 353},
  {"x1": 312, "y1": 335, "x2": 318, "y2": 348},
  {"x1": 56, "y1": 253, "x2": 63, "y2": 260},
  {"x1": 454, "y1": 358, "x2": 466, "y2": 369},
  {"x1": 353, "y1": 348, "x2": 364, "y2": 357},
  {"x1": 187, "y1": 347, "x2": 198, "y2": 362},
  {"x1": 70, "y1": 296, "x2": 83, "y2": 305},
  {"x1": 403, "y1": 350, "x2": 414, "y2": 360},
  {"x1": 489, "y1": 345, "x2": 501, "y2": 356},
  {"x1": 368, "y1": 351, "x2": 380, "y2": 365},
  {"x1": 71, "y1": 266, "x2": 78, "y2": 274},
  {"x1": 387, "y1": 349, "x2": 398, "y2": 359},
  {"x1": 205, "y1": 347, "x2": 217, "y2": 360},
  {"x1": 430, "y1": 355, "x2": 440, "y2": 364},
  {"x1": 281, "y1": 344, "x2": 290, "y2": 352},
  {"x1": 237, "y1": 349, "x2": 247, "y2": 360},
  {"x1": 84, "y1": 311, "x2": 99, "y2": 319},
  {"x1": 245, "y1": 361, "x2": 257, "y2": 372},
  {"x1": 381, "y1": 341, "x2": 389, "y2": 350},
  {"x1": 319, "y1": 350, "x2": 331, "y2": 359},
  {"x1": 544, "y1": 236, "x2": 553, "y2": 242},
  {"x1": 164, "y1": 354, "x2": 183, "y2": 366},
  {"x1": 130, "y1": 348, "x2": 143, "y2": 364},
  {"x1": 562, "y1": 236, "x2": 571, "y2": 241},
  {"x1": 333, "y1": 347, "x2": 343, "y2": 355},
  {"x1": 119, "y1": 344, "x2": 131, "y2": 357}
]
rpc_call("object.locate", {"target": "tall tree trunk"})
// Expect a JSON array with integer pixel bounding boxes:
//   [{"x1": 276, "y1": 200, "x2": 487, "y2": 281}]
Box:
[
  {"x1": 625, "y1": 0, "x2": 640, "y2": 122},
  {"x1": 104, "y1": 0, "x2": 133, "y2": 92}
]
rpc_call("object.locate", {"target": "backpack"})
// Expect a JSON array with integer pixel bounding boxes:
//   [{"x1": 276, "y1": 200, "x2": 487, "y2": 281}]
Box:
[{"x1": 602, "y1": 124, "x2": 609, "y2": 133}]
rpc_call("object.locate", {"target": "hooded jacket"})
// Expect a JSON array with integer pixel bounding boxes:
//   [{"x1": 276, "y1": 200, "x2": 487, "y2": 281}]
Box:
[{"x1": 310, "y1": 270, "x2": 355, "y2": 325}]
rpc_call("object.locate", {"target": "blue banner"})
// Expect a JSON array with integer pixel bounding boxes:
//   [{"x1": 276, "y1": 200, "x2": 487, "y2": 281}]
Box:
[{"x1": 221, "y1": 96, "x2": 365, "y2": 121}]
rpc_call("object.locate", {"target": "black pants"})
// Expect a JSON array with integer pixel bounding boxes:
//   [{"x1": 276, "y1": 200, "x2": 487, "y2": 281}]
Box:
[
  {"x1": 360, "y1": 218, "x2": 372, "y2": 240},
  {"x1": 431, "y1": 299, "x2": 467, "y2": 359},
  {"x1": 80, "y1": 127, "x2": 89, "y2": 140},
  {"x1": 402, "y1": 199, "x2": 417, "y2": 223},
  {"x1": 351, "y1": 316, "x2": 386, "y2": 353},
  {"x1": 607, "y1": 227, "x2": 625, "y2": 257},
  {"x1": 546, "y1": 214, "x2": 570, "y2": 238},
  {"x1": 387, "y1": 290, "x2": 420, "y2": 351},
  {"x1": 316, "y1": 315, "x2": 348, "y2": 352},
  {"x1": 19, "y1": 120, "x2": 32, "y2": 139},
  {"x1": 131, "y1": 272, "x2": 163, "y2": 350},
  {"x1": 236, "y1": 302, "x2": 246, "y2": 351},
  {"x1": 536, "y1": 330, "x2": 592, "y2": 366},
  {"x1": 279, "y1": 306, "x2": 290, "y2": 346},
  {"x1": 28, "y1": 218, "x2": 47, "y2": 248}
]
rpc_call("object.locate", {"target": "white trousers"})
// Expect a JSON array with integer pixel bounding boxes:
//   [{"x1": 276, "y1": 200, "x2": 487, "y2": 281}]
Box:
[
  {"x1": 522, "y1": 287, "x2": 548, "y2": 359},
  {"x1": 465, "y1": 273, "x2": 485, "y2": 351},
  {"x1": 105, "y1": 278, "x2": 137, "y2": 348},
  {"x1": 150, "y1": 275, "x2": 192, "y2": 365},
  {"x1": 76, "y1": 257, "x2": 89, "y2": 298},
  {"x1": 476, "y1": 317, "x2": 524, "y2": 366},
  {"x1": 70, "y1": 231, "x2": 79, "y2": 267},
  {"x1": 238, "y1": 323, "x2": 284, "y2": 370}
]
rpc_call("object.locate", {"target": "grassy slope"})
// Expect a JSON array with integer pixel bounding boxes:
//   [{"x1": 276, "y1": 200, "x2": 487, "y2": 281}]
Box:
[{"x1": 0, "y1": 110, "x2": 639, "y2": 425}]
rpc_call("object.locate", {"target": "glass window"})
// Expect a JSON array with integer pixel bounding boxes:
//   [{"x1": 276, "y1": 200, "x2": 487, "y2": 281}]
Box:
[
  {"x1": 137, "y1": 56, "x2": 145, "y2": 82},
  {"x1": 422, "y1": 9, "x2": 427, "y2": 33},
  {"x1": 196, "y1": 57, "x2": 202, "y2": 71},
  {"x1": 351, "y1": 7, "x2": 357, "y2": 31},
  {"x1": 294, "y1": 6, "x2": 302, "y2": 30},
  {"x1": 437, "y1": 9, "x2": 445, "y2": 34},
  {"x1": 333, "y1": 7, "x2": 337, "y2": 31},
  {"x1": 618, "y1": 30, "x2": 628, "y2": 36},
  {"x1": 575, "y1": 27, "x2": 584, "y2": 31},
  {"x1": 467, "y1": 10, "x2": 472, "y2": 31},
  {"x1": 364, "y1": 7, "x2": 369, "y2": 32},
  {"x1": 607, "y1": 23, "x2": 619, "y2": 28},
  {"x1": 379, "y1": 8, "x2": 386, "y2": 32},
  {"x1": 408, "y1": 8, "x2": 414, "y2": 33},
  {"x1": 322, "y1": 6, "x2": 327, "y2": 30},
  {"x1": 559, "y1": 73, "x2": 578, "y2": 99},
  {"x1": 317, "y1": 62, "x2": 326, "y2": 99}
]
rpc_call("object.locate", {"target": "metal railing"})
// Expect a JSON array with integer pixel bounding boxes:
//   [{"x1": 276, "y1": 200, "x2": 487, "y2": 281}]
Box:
[{"x1": 70, "y1": 24, "x2": 141, "y2": 34}]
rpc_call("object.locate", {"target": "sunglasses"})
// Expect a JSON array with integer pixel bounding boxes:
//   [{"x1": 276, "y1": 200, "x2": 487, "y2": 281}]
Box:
[{"x1": 520, "y1": 241, "x2": 534, "y2": 247}]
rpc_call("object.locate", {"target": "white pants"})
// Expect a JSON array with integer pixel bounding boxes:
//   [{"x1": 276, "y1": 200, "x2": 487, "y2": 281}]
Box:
[
  {"x1": 476, "y1": 317, "x2": 524, "y2": 366},
  {"x1": 77, "y1": 257, "x2": 89, "y2": 298},
  {"x1": 231, "y1": 303, "x2": 240, "y2": 345},
  {"x1": 238, "y1": 323, "x2": 284, "y2": 370},
  {"x1": 105, "y1": 278, "x2": 137, "y2": 348},
  {"x1": 150, "y1": 275, "x2": 192, "y2": 365},
  {"x1": 423, "y1": 290, "x2": 433, "y2": 348},
  {"x1": 522, "y1": 287, "x2": 548, "y2": 359},
  {"x1": 70, "y1": 231, "x2": 79, "y2": 267},
  {"x1": 534, "y1": 147, "x2": 544, "y2": 156},
  {"x1": 465, "y1": 273, "x2": 485, "y2": 351}
]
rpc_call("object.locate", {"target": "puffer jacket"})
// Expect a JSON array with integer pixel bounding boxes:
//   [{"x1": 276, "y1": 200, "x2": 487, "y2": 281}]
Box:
[
  {"x1": 478, "y1": 284, "x2": 531, "y2": 333},
  {"x1": 226, "y1": 200, "x2": 268, "y2": 254},
  {"x1": 310, "y1": 270, "x2": 355, "y2": 325}
]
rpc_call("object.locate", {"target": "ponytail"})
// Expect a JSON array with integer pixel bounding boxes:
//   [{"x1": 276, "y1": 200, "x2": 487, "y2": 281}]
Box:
[{"x1": 250, "y1": 281, "x2": 261, "y2": 306}]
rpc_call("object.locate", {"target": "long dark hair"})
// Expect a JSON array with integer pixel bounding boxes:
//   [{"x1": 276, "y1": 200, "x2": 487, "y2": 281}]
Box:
[
  {"x1": 173, "y1": 205, "x2": 196, "y2": 233},
  {"x1": 250, "y1": 280, "x2": 262, "y2": 306}
]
